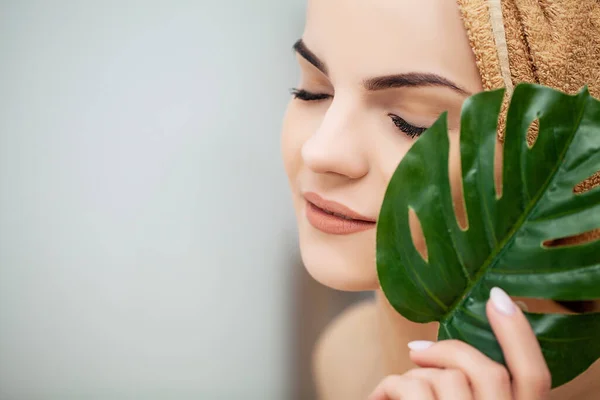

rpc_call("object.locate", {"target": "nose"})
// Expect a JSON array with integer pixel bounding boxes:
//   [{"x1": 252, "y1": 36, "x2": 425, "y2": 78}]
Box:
[{"x1": 301, "y1": 100, "x2": 369, "y2": 179}]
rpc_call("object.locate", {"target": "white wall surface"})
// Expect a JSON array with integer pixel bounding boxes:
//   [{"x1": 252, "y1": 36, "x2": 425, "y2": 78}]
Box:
[{"x1": 0, "y1": 1, "x2": 304, "y2": 399}]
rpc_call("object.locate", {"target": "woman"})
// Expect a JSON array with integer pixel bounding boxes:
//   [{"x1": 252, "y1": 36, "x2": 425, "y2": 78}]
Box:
[{"x1": 281, "y1": 0, "x2": 600, "y2": 399}]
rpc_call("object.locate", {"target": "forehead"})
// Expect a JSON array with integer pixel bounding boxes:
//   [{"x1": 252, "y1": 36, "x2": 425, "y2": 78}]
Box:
[{"x1": 304, "y1": 0, "x2": 482, "y2": 92}]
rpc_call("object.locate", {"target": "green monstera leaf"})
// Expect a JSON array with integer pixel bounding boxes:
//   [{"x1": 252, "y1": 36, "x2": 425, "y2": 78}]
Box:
[{"x1": 376, "y1": 83, "x2": 600, "y2": 388}]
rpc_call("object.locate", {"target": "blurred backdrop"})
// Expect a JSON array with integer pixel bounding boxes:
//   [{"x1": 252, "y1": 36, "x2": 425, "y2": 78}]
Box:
[{"x1": 0, "y1": 1, "x2": 365, "y2": 399}]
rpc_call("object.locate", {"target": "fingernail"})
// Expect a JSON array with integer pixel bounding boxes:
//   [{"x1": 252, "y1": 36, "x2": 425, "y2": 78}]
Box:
[
  {"x1": 408, "y1": 340, "x2": 435, "y2": 351},
  {"x1": 490, "y1": 287, "x2": 516, "y2": 316}
]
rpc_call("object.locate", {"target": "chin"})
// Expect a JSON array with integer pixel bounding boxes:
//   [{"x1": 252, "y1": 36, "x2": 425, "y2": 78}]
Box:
[{"x1": 297, "y1": 222, "x2": 379, "y2": 292}]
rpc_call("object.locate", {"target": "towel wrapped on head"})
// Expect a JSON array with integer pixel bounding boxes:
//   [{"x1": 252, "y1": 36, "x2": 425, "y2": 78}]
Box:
[{"x1": 457, "y1": 0, "x2": 600, "y2": 101}]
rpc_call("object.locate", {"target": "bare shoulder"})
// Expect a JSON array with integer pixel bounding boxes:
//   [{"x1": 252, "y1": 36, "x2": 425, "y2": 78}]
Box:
[{"x1": 312, "y1": 299, "x2": 383, "y2": 400}]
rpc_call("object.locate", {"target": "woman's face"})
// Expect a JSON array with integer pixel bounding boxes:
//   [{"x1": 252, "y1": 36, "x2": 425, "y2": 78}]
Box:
[{"x1": 282, "y1": 0, "x2": 485, "y2": 291}]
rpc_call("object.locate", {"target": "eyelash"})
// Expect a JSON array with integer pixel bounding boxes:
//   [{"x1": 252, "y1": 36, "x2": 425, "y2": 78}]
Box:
[
  {"x1": 290, "y1": 88, "x2": 332, "y2": 101},
  {"x1": 388, "y1": 114, "x2": 427, "y2": 138},
  {"x1": 290, "y1": 88, "x2": 427, "y2": 138}
]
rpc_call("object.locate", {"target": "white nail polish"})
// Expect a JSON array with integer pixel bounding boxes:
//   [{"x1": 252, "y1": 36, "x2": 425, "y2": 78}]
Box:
[
  {"x1": 408, "y1": 340, "x2": 435, "y2": 351},
  {"x1": 490, "y1": 287, "x2": 516, "y2": 316}
]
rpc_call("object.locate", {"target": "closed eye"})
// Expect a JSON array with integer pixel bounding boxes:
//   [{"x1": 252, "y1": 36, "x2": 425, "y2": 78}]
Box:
[
  {"x1": 290, "y1": 88, "x2": 332, "y2": 101},
  {"x1": 389, "y1": 114, "x2": 428, "y2": 138}
]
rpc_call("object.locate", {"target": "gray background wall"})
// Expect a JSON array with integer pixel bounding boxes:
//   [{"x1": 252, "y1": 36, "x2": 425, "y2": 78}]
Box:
[{"x1": 0, "y1": 1, "x2": 309, "y2": 399}]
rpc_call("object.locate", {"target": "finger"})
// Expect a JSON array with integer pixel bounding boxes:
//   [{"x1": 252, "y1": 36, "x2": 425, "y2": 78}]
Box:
[
  {"x1": 487, "y1": 286, "x2": 552, "y2": 400},
  {"x1": 368, "y1": 375, "x2": 435, "y2": 400},
  {"x1": 406, "y1": 369, "x2": 474, "y2": 400},
  {"x1": 408, "y1": 340, "x2": 512, "y2": 400}
]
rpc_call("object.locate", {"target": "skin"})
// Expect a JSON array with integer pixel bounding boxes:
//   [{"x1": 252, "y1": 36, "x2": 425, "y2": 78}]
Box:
[{"x1": 281, "y1": 0, "x2": 600, "y2": 398}]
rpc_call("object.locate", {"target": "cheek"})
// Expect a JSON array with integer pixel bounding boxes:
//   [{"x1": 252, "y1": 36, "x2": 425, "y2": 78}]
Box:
[
  {"x1": 370, "y1": 133, "x2": 413, "y2": 210},
  {"x1": 281, "y1": 102, "x2": 307, "y2": 186}
]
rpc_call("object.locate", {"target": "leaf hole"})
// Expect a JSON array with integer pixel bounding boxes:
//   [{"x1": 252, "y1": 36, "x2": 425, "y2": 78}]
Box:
[
  {"x1": 494, "y1": 96, "x2": 512, "y2": 199},
  {"x1": 542, "y1": 227, "x2": 600, "y2": 248},
  {"x1": 573, "y1": 170, "x2": 600, "y2": 194},
  {"x1": 494, "y1": 136, "x2": 504, "y2": 199},
  {"x1": 449, "y1": 128, "x2": 469, "y2": 230},
  {"x1": 408, "y1": 207, "x2": 428, "y2": 262},
  {"x1": 511, "y1": 297, "x2": 600, "y2": 314},
  {"x1": 555, "y1": 300, "x2": 599, "y2": 314},
  {"x1": 526, "y1": 118, "x2": 540, "y2": 149}
]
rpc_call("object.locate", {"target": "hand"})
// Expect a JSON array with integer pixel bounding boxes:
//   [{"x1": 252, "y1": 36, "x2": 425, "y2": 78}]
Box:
[{"x1": 368, "y1": 287, "x2": 552, "y2": 400}]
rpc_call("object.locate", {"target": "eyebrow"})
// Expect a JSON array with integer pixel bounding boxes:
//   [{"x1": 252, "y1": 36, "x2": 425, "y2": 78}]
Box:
[
  {"x1": 292, "y1": 38, "x2": 470, "y2": 96},
  {"x1": 364, "y1": 73, "x2": 470, "y2": 95},
  {"x1": 293, "y1": 39, "x2": 328, "y2": 75}
]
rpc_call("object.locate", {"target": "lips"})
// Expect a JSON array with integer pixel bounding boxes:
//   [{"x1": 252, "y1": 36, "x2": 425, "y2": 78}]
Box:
[{"x1": 304, "y1": 192, "x2": 376, "y2": 235}]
